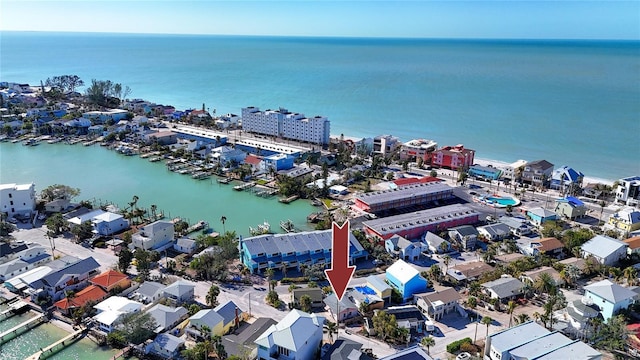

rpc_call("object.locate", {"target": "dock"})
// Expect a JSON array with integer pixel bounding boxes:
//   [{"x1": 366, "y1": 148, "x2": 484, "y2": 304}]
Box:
[
  {"x1": 186, "y1": 220, "x2": 208, "y2": 234},
  {"x1": 0, "y1": 313, "x2": 46, "y2": 345},
  {"x1": 279, "y1": 195, "x2": 299, "y2": 204},
  {"x1": 25, "y1": 328, "x2": 85, "y2": 360},
  {"x1": 0, "y1": 300, "x2": 29, "y2": 320},
  {"x1": 217, "y1": 177, "x2": 232, "y2": 184}
]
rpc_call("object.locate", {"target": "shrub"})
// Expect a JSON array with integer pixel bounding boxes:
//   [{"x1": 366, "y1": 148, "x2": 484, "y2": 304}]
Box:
[
  {"x1": 460, "y1": 341, "x2": 479, "y2": 353},
  {"x1": 446, "y1": 337, "x2": 472, "y2": 353},
  {"x1": 280, "y1": 277, "x2": 308, "y2": 284}
]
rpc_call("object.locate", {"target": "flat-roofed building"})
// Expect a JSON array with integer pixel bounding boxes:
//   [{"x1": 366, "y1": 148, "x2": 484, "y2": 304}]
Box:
[
  {"x1": 354, "y1": 182, "x2": 454, "y2": 214},
  {"x1": 484, "y1": 321, "x2": 601, "y2": 360},
  {"x1": 241, "y1": 106, "x2": 330, "y2": 145},
  {"x1": 615, "y1": 175, "x2": 640, "y2": 206},
  {"x1": 362, "y1": 204, "x2": 479, "y2": 240},
  {"x1": 399, "y1": 139, "x2": 438, "y2": 162},
  {"x1": 240, "y1": 230, "x2": 368, "y2": 274},
  {"x1": 430, "y1": 144, "x2": 475, "y2": 170},
  {"x1": 0, "y1": 183, "x2": 36, "y2": 218}
]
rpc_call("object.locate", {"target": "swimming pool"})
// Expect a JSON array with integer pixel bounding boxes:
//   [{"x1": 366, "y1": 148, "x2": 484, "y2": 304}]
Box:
[
  {"x1": 486, "y1": 196, "x2": 520, "y2": 207},
  {"x1": 355, "y1": 285, "x2": 376, "y2": 295}
]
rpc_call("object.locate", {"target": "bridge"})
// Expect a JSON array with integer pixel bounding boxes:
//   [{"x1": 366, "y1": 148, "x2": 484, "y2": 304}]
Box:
[{"x1": 25, "y1": 328, "x2": 85, "y2": 360}]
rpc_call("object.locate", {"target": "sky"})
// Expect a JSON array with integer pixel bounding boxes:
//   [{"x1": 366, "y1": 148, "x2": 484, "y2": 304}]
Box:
[{"x1": 0, "y1": 0, "x2": 639, "y2": 40}]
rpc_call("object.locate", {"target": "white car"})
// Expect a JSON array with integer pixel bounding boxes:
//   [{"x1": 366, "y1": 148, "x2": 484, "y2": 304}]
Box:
[
  {"x1": 456, "y1": 352, "x2": 471, "y2": 360},
  {"x1": 7, "y1": 217, "x2": 18, "y2": 224}
]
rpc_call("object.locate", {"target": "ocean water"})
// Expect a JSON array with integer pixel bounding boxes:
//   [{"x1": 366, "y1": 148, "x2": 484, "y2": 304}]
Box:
[{"x1": 1, "y1": 32, "x2": 639, "y2": 181}]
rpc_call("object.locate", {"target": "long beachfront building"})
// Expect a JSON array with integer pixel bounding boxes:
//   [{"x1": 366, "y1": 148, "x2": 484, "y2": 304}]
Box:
[
  {"x1": 241, "y1": 106, "x2": 330, "y2": 146},
  {"x1": 240, "y1": 230, "x2": 368, "y2": 274},
  {"x1": 354, "y1": 182, "x2": 454, "y2": 214},
  {"x1": 362, "y1": 204, "x2": 479, "y2": 240}
]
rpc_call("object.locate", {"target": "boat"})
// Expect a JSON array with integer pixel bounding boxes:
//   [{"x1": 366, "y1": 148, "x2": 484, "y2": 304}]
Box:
[
  {"x1": 279, "y1": 195, "x2": 299, "y2": 204},
  {"x1": 280, "y1": 219, "x2": 296, "y2": 233},
  {"x1": 311, "y1": 199, "x2": 323, "y2": 206},
  {"x1": 249, "y1": 221, "x2": 271, "y2": 236},
  {"x1": 23, "y1": 138, "x2": 38, "y2": 146},
  {"x1": 217, "y1": 177, "x2": 232, "y2": 184},
  {"x1": 192, "y1": 171, "x2": 211, "y2": 180}
]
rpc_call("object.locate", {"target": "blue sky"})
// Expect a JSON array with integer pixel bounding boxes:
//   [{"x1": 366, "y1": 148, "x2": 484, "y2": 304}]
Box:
[{"x1": 1, "y1": 1, "x2": 639, "y2": 40}]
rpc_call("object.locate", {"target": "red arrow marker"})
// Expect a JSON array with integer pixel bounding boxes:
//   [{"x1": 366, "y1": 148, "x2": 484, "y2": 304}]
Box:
[{"x1": 325, "y1": 220, "x2": 356, "y2": 301}]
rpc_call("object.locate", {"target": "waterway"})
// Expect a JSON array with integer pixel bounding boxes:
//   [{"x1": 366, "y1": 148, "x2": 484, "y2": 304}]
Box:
[
  {"x1": 0, "y1": 305, "x2": 119, "y2": 360},
  {"x1": 0, "y1": 141, "x2": 316, "y2": 237}
]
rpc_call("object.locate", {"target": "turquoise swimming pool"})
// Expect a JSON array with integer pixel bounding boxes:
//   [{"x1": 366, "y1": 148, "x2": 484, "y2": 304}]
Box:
[{"x1": 486, "y1": 196, "x2": 519, "y2": 206}]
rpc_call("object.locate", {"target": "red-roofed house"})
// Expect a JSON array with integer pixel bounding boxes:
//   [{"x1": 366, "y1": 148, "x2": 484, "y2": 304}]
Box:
[
  {"x1": 431, "y1": 144, "x2": 475, "y2": 170},
  {"x1": 90, "y1": 270, "x2": 131, "y2": 293},
  {"x1": 624, "y1": 236, "x2": 640, "y2": 256},
  {"x1": 54, "y1": 285, "x2": 108, "y2": 315},
  {"x1": 243, "y1": 154, "x2": 263, "y2": 172},
  {"x1": 627, "y1": 323, "x2": 640, "y2": 353}
]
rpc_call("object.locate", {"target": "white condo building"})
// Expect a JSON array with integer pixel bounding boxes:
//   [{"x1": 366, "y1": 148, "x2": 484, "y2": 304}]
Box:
[
  {"x1": 0, "y1": 183, "x2": 36, "y2": 218},
  {"x1": 615, "y1": 176, "x2": 640, "y2": 206},
  {"x1": 241, "y1": 106, "x2": 330, "y2": 146}
]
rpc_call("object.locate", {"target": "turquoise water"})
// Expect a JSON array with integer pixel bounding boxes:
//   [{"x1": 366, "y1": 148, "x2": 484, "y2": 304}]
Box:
[
  {"x1": 486, "y1": 196, "x2": 518, "y2": 206},
  {"x1": 0, "y1": 142, "x2": 315, "y2": 237},
  {"x1": 1, "y1": 32, "x2": 639, "y2": 181}
]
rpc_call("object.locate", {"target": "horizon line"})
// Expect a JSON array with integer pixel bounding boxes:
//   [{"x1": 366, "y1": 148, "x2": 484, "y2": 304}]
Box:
[{"x1": 2, "y1": 29, "x2": 639, "y2": 43}]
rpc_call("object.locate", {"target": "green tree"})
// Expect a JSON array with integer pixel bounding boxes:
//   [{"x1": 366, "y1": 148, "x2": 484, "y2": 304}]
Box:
[
  {"x1": 593, "y1": 314, "x2": 629, "y2": 352},
  {"x1": 134, "y1": 248, "x2": 151, "y2": 280},
  {"x1": 481, "y1": 316, "x2": 492, "y2": 342},
  {"x1": 106, "y1": 330, "x2": 127, "y2": 348},
  {"x1": 41, "y1": 184, "x2": 80, "y2": 201},
  {"x1": 206, "y1": 284, "x2": 220, "y2": 307},
  {"x1": 515, "y1": 313, "x2": 531, "y2": 325},
  {"x1": 372, "y1": 311, "x2": 399, "y2": 342},
  {"x1": 118, "y1": 247, "x2": 133, "y2": 274},
  {"x1": 45, "y1": 213, "x2": 66, "y2": 235},
  {"x1": 299, "y1": 294, "x2": 312, "y2": 313},
  {"x1": 507, "y1": 300, "x2": 517, "y2": 327},
  {"x1": 115, "y1": 312, "x2": 157, "y2": 345},
  {"x1": 0, "y1": 221, "x2": 17, "y2": 237},
  {"x1": 188, "y1": 304, "x2": 202, "y2": 316},
  {"x1": 534, "y1": 272, "x2": 557, "y2": 296},
  {"x1": 71, "y1": 221, "x2": 94, "y2": 243},
  {"x1": 324, "y1": 321, "x2": 338, "y2": 344},
  {"x1": 420, "y1": 336, "x2": 435, "y2": 355},
  {"x1": 266, "y1": 290, "x2": 282, "y2": 308}
]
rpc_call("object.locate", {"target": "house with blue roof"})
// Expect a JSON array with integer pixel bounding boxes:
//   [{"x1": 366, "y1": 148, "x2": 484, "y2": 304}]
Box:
[
  {"x1": 145, "y1": 333, "x2": 185, "y2": 359},
  {"x1": 583, "y1": 279, "x2": 637, "y2": 320},
  {"x1": 385, "y1": 259, "x2": 428, "y2": 301},
  {"x1": 550, "y1": 165, "x2": 584, "y2": 192},
  {"x1": 526, "y1": 207, "x2": 558, "y2": 226},
  {"x1": 213, "y1": 300, "x2": 247, "y2": 335},
  {"x1": 468, "y1": 164, "x2": 502, "y2": 180},
  {"x1": 240, "y1": 230, "x2": 368, "y2": 274},
  {"x1": 554, "y1": 196, "x2": 587, "y2": 220}
]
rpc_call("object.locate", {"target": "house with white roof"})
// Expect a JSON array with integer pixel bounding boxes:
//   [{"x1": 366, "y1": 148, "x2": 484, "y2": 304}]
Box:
[
  {"x1": 0, "y1": 246, "x2": 50, "y2": 281},
  {"x1": 92, "y1": 212, "x2": 129, "y2": 236},
  {"x1": 131, "y1": 220, "x2": 175, "y2": 251},
  {"x1": 144, "y1": 333, "x2": 185, "y2": 359},
  {"x1": 255, "y1": 309, "x2": 325, "y2": 360},
  {"x1": 145, "y1": 304, "x2": 188, "y2": 333},
  {"x1": 162, "y1": 280, "x2": 195, "y2": 305},
  {"x1": 484, "y1": 321, "x2": 601, "y2": 360},
  {"x1": 583, "y1": 279, "x2": 638, "y2": 320},
  {"x1": 93, "y1": 296, "x2": 143, "y2": 333},
  {"x1": 0, "y1": 183, "x2": 36, "y2": 218},
  {"x1": 423, "y1": 231, "x2": 450, "y2": 254},
  {"x1": 615, "y1": 175, "x2": 640, "y2": 206},
  {"x1": 385, "y1": 259, "x2": 428, "y2": 301},
  {"x1": 385, "y1": 235, "x2": 425, "y2": 262},
  {"x1": 580, "y1": 235, "x2": 628, "y2": 266}
]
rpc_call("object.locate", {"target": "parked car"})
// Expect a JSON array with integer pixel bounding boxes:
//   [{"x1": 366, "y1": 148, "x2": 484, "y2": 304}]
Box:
[{"x1": 456, "y1": 352, "x2": 471, "y2": 360}]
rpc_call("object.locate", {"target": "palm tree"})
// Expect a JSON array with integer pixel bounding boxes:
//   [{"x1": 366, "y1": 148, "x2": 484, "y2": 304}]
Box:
[
  {"x1": 325, "y1": 321, "x2": 338, "y2": 344},
  {"x1": 206, "y1": 284, "x2": 220, "y2": 307},
  {"x1": 443, "y1": 255, "x2": 451, "y2": 273},
  {"x1": 598, "y1": 201, "x2": 606, "y2": 225},
  {"x1": 200, "y1": 325, "x2": 211, "y2": 340},
  {"x1": 534, "y1": 272, "x2": 557, "y2": 296},
  {"x1": 220, "y1": 215, "x2": 227, "y2": 233},
  {"x1": 265, "y1": 268, "x2": 275, "y2": 289},
  {"x1": 623, "y1": 266, "x2": 638, "y2": 286},
  {"x1": 532, "y1": 311, "x2": 541, "y2": 323},
  {"x1": 481, "y1": 316, "x2": 492, "y2": 343},
  {"x1": 507, "y1": 300, "x2": 517, "y2": 327},
  {"x1": 420, "y1": 336, "x2": 435, "y2": 355},
  {"x1": 515, "y1": 313, "x2": 531, "y2": 325}
]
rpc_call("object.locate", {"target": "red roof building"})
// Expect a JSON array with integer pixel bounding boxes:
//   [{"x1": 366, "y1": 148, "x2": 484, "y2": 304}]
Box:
[
  {"x1": 392, "y1": 176, "x2": 442, "y2": 187},
  {"x1": 53, "y1": 285, "x2": 108, "y2": 314},
  {"x1": 431, "y1": 144, "x2": 475, "y2": 170},
  {"x1": 90, "y1": 269, "x2": 131, "y2": 292}
]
